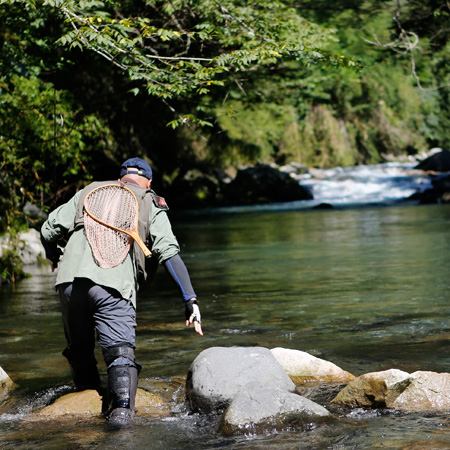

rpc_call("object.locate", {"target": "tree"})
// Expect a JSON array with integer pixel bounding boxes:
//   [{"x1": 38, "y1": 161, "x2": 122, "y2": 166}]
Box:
[
  {"x1": 0, "y1": 0, "x2": 359, "y2": 227},
  {"x1": 0, "y1": 1, "x2": 115, "y2": 231},
  {"x1": 39, "y1": 0, "x2": 358, "y2": 126}
]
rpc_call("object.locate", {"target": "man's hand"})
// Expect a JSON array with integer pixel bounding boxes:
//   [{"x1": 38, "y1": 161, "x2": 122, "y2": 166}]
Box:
[{"x1": 185, "y1": 299, "x2": 203, "y2": 336}]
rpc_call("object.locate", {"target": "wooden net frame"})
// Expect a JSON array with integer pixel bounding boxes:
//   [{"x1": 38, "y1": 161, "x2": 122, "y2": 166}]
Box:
[{"x1": 83, "y1": 184, "x2": 151, "y2": 268}]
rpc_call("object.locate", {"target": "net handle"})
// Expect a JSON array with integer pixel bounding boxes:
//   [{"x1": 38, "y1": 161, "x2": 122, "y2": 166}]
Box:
[{"x1": 84, "y1": 184, "x2": 152, "y2": 258}]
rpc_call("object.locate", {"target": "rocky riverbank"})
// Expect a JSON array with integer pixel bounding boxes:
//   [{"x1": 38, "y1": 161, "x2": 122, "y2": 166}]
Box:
[
  {"x1": 3, "y1": 346, "x2": 450, "y2": 436},
  {"x1": 165, "y1": 150, "x2": 450, "y2": 209}
]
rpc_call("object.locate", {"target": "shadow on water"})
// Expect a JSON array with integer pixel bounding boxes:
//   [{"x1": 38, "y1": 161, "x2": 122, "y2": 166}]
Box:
[{"x1": 0, "y1": 204, "x2": 449, "y2": 448}]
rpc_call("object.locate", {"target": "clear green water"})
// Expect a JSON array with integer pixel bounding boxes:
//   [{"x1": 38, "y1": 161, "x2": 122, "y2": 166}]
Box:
[{"x1": 1, "y1": 204, "x2": 449, "y2": 449}]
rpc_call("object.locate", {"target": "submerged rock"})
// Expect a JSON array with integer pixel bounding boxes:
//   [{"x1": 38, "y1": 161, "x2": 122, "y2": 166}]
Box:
[
  {"x1": 271, "y1": 347, "x2": 356, "y2": 384},
  {"x1": 220, "y1": 382, "x2": 331, "y2": 435},
  {"x1": 331, "y1": 369, "x2": 412, "y2": 408},
  {"x1": 39, "y1": 388, "x2": 167, "y2": 418},
  {"x1": 186, "y1": 346, "x2": 295, "y2": 413}
]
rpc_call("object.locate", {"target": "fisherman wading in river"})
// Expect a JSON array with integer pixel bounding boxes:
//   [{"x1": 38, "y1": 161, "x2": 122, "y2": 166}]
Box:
[{"x1": 40, "y1": 157, "x2": 203, "y2": 425}]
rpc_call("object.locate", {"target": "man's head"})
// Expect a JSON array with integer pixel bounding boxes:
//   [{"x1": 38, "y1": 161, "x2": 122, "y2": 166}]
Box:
[{"x1": 120, "y1": 157, "x2": 152, "y2": 189}]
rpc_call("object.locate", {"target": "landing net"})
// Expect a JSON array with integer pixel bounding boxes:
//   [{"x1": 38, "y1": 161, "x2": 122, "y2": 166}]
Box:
[{"x1": 84, "y1": 184, "x2": 138, "y2": 268}]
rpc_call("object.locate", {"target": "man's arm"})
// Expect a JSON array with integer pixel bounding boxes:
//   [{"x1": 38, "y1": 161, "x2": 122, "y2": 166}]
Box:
[
  {"x1": 163, "y1": 254, "x2": 196, "y2": 301},
  {"x1": 163, "y1": 254, "x2": 203, "y2": 336},
  {"x1": 40, "y1": 191, "x2": 80, "y2": 270},
  {"x1": 39, "y1": 232, "x2": 63, "y2": 270},
  {"x1": 149, "y1": 204, "x2": 203, "y2": 336}
]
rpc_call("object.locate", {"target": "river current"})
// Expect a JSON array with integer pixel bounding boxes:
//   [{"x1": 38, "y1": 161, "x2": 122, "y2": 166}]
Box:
[{"x1": 0, "y1": 175, "x2": 449, "y2": 448}]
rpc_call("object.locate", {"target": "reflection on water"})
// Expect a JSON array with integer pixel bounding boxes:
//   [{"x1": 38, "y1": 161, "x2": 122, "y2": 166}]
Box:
[{"x1": 0, "y1": 204, "x2": 449, "y2": 449}]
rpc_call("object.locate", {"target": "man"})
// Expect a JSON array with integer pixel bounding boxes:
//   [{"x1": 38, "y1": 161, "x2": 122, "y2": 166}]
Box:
[{"x1": 40, "y1": 157, "x2": 202, "y2": 424}]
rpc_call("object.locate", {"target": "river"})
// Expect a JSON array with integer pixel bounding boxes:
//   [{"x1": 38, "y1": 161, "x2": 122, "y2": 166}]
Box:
[{"x1": 0, "y1": 172, "x2": 449, "y2": 448}]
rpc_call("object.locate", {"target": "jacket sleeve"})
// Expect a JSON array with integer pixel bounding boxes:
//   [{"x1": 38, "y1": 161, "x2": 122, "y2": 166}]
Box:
[
  {"x1": 41, "y1": 191, "x2": 81, "y2": 242},
  {"x1": 149, "y1": 207, "x2": 180, "y2": 263}
]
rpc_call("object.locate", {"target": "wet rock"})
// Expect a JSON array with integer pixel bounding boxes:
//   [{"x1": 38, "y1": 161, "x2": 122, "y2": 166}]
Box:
[
  {"x1": 432, "y1": 174, "x2": 450, "y2": 203},
  {"x1": 39, "y1": 388, "x2": 167, "y2": 417},
  {"x1": 220, "y1": 382, "x2": 331, "y2": 435},
  {"x1": 222, "y1": 163, "x2": 313, "y2": 206},
  {"x1": 295, "y1": 381, "x2": 346, "y2": 406},
  {"x1": 40, "y1": 390, "x2": 103, "y2": 416},
  {"x1": 331, "y1": 369, "x2": 412, "y2": 408},
  {"x1": 409, "y1": 173, "x2": 450, "y2": 204},
  {"x1": 139, "y1": 376, "x2": 186, "y2": 405},
  {"x1": 186, "y1": 346, "x2": 295, "y2": 413},
  {"x1": 0, "y1": 366, "x2": 16, "y2": 403},
  {"x1": 415, "y1": 148, "x2": 450, "y2": 172},
  {"x1": 135, "y1": 388, "x2": 169, "y2": 417},
  {"x1": 271, "y1": 347, "x2": 356, "y2": 385},
  {"x1": 391, "y1": 371, "x2": 450, "y2": 411}
]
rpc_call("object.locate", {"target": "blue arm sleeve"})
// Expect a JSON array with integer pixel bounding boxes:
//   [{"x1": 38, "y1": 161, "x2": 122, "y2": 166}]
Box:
[{"x1": 163, "y1": 254, "x2": 197, "y2": 302}]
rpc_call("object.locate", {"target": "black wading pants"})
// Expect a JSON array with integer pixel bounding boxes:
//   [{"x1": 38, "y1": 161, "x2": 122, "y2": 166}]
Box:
[{"x1": 57, "y1": 278, "x2": 140, "y2": 417}]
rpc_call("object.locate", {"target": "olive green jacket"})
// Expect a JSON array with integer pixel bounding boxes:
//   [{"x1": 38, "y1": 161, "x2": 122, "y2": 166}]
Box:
[{"x1": 41, "y1": 187, "x2": 180, "y2": 308}]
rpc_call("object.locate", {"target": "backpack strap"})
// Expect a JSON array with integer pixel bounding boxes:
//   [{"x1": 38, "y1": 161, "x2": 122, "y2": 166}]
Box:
[{"x1": 135, "y1": 191, "x2": 170, "y2": 285}]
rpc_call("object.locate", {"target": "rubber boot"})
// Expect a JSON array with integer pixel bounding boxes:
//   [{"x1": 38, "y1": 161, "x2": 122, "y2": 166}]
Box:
[
  {"x1": 106, "y1": 365, "x2": 138, "y2": 425},
  {"x1": 62, "y1": 347, "x2": 102, "y2": 392},
  {"x1": 102, "y1": 345, "x2": 140, "y2": 425},
  {"x1": 70, "y1": 364, "x2": 102, "y2": 392}
]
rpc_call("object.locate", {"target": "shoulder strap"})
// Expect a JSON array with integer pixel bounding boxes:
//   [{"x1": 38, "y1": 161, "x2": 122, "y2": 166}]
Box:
[{"x1": 135, "y1": 190, "x2": 169, "y2": 284}]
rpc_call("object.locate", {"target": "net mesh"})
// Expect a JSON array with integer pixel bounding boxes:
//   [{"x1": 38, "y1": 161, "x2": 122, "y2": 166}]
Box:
[{"x1": 84, "y1": 185, "x2": 138, "y2": 268}]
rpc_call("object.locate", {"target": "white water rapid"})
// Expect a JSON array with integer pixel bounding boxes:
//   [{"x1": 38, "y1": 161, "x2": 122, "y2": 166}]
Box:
[{"x1": 293, "y1": 162, "x2": 432, "y2": 208}]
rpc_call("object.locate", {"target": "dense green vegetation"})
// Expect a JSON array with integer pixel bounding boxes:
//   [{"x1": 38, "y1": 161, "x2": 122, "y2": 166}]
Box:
[{"x1": 1, "y1": 0, "x2": 449, "y2": 239}]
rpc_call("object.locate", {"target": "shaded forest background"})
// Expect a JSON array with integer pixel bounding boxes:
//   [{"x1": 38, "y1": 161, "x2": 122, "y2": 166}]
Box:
[{"x1": 1, "y1": 0, "x2": 449, "y2": 237}]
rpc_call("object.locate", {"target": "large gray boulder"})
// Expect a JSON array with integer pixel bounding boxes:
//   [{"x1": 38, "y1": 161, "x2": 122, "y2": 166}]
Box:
[
  {"x1": 220, "y1": 382, "x2": 331, "y2": 435},
  {"x1": 186, "y1": 346, "x2": 295, "y2": 413}
]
